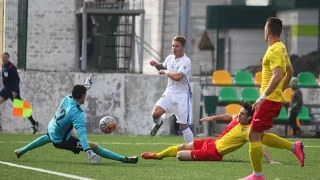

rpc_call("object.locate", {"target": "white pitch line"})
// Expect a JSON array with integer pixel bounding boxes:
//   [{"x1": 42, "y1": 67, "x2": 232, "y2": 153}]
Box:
[
  {"x1": 286, "y1": 138, "x2": 320, "y2": 141},
  {"x1": 0, "y1": 141, "x2": 178, "y2": 145},
  {"x1": 1, "y1": 141, "x2": 320, "y2": 147},
  {"x1": 0, "y1": 161, "x2": 94, "y2": 180}
]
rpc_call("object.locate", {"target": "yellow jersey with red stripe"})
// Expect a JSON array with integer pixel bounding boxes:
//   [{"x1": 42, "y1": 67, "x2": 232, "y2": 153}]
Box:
[
  {"x1": 215, "y1": 116, "x2": 250, "y2": 155},
  {"x1": 261, "y1": 41, "x2": 291, "y2": 102}
]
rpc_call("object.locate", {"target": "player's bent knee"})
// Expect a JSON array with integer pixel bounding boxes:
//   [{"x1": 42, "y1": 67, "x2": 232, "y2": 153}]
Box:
[
  {"x1": 176, "y1": 151, "x2": 192, "y2": 161},
  {"x1": 152, "y1": 106, "x2": 165, "y2": 119},
  {"x1": 179, "y1": 124, "x2": 189, "y2": 130}
]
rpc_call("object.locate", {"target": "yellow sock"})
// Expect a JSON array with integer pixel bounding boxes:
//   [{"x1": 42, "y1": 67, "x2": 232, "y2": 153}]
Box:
[
  {"x1": 249, "y1": 142, "x2": 263, "y2": 173},
  {"x1": 156, "y1": 145, "x2": 179, "y2": 159},
  {"x1": 262, "y1": 133, "x2": 293, "y2": 150}
]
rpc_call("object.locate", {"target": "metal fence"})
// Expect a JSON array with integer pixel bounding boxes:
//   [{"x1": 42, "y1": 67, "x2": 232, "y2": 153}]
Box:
[
  {"x1": 75, "y1": 0, "x2": 143, "y2": 10},
  {"x1": 75, "y1": 0, "x2": 144, "y2": 73}
]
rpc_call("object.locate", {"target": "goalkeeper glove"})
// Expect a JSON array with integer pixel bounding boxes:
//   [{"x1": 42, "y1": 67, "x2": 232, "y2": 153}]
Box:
[
  {"x1": 84, "y1": 74, "x2": 93, "y2": 90},
  {"x1": 86, "y1": 150, "x2": 101, "y2": 164}
]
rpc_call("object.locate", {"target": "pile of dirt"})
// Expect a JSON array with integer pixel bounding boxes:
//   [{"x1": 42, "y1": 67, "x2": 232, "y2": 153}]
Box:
[{"x1": 241, "y1": 51, "x2": 320, "y2": 76}]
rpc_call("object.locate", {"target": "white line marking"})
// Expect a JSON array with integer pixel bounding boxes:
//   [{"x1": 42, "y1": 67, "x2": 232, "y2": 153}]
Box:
[
  {"x1": 0, "y1": 161, "x2": 94, "y2": 180},
  {"x1": 0, "y1": 141, "x2": 178, "y2": 145},
  {"x1": 11, "y1": 141, "x2": 32, "y2": 144},
  {"x1": 286, "y1": 138, "x2": 320, "y2": 141},
  {"x1": 1, "y1": 141, "x2": 320, "y2": 147}
]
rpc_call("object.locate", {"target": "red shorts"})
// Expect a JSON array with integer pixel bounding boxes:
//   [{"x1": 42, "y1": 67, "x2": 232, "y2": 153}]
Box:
[
  {"x1": 251, "y1": 99, "x2": 283, "y2": 133},
  {"x1": 191, "y1": 139, "x2": 223, "y2": 161}
]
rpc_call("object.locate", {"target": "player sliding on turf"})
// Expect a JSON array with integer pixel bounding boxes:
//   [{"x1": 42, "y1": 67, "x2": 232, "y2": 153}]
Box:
[{"x1": 141, "y1": 102, "x2": 304, "y2": 166}]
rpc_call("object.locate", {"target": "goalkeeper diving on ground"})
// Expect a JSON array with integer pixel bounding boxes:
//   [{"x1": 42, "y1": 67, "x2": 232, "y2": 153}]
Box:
[{"x1": 14, "y1": 74, "x2": 138, "y2": 164}]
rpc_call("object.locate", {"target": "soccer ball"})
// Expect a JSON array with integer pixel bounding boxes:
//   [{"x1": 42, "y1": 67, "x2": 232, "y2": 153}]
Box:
[{"x1": 99, "y1": 116, "x2": 117, "y2": 134}]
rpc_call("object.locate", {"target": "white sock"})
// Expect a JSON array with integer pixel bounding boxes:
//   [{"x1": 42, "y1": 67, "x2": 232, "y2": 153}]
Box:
[
  {"x1": 254, "y1": 172, "x2": 263, "y2": 177},
  {"x1": 181, "y1": 127, "x2": 194, "y2": 143},
  {"x1": 153, "y1": 117, "x2": 163, "y2": 126},
  {"x1": 291, "y1": 144, "x2": 296, "y2": 153}
]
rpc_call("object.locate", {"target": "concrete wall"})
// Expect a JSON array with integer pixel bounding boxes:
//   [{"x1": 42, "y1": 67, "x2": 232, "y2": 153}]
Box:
[
  {"x1": 3, "y1": 0, "x2": 76, "y2": 71},
  {"x1": 228, "y1": 29, "x2": 266, "y2": 74},
  {"x1": 26, "y1": 0, "x2": 76, "y2": 71},
  {"x1": 1, "y1": 71, "x2": 319, "y2": 136},
  {"x1": 277, "y1": 9, "x2": 318, "y2": 56},
  {"x1": 0, "y1": 71, "x2": 73, "y2": 133},
  {"x1": 0, "y1": 72, "x2": 172, "y2": 135},
  {"x1": 278, "y1": 9, "x2": 319, "y2": 27},
  {"x1": 206, "y1": 29, "x2": 267, "y2": 75},
  {"x1": 291, "y1": 36, "x2": 317, "y2": 56}
]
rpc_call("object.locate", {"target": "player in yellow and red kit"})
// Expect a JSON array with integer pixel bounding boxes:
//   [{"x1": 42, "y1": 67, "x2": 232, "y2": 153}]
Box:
[
  {"x1": 141, "y1": 102, "x2": 304, "y2": 166},
  {"x1": 239, "y1": 17, "x2": 304, "y2": 180}
]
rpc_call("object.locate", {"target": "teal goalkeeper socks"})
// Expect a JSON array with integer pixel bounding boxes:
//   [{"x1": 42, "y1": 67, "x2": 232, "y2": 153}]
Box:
[
  {"x1": 21, "y1": 135, "x2": 51, "y2": 153},
  {"x1": 95, "y1": 146, "x2": 125, "y2": 162}
]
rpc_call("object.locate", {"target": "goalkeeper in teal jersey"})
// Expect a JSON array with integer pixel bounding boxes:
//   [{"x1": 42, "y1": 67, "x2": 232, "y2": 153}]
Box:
[{"x1": 14, "y1": 75, "x2": 138, "y2": 164}]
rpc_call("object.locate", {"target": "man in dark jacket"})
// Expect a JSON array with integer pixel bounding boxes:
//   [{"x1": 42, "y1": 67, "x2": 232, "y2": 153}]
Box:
[
  {"x1": 0, "y1": 52, "x2": 38, "y2": 134},
  {"x1": 288, "y1": 78, "x2": 303, "y2": 137}
]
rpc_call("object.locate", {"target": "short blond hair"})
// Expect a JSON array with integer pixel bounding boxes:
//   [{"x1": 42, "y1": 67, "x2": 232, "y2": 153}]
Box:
[{"x1": 172, "y1": 35, "x2": 186, "y2": 47}]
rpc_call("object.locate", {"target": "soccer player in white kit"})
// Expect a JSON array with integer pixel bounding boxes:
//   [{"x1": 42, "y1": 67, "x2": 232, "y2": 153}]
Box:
[{"x1": 149, "y1": 35, "x2": 193, "y2": 143}]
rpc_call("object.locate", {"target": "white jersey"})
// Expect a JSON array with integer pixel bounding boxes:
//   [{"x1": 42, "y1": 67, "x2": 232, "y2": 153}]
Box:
[{"x1": 163, "y1": 54, "x2": 191, "y2": 93}]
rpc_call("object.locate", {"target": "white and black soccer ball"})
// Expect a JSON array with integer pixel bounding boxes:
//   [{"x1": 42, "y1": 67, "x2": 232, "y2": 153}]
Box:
[{"x1": 99, "y1": 116, "x2": 117, "y2": 134}]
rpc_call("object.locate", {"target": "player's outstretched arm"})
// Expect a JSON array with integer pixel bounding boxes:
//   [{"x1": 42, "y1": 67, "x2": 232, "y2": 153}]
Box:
[
  {"x1": 263, "y1": 146, "x2": 282, "y2": 165},
  {"x1": 200, "y1": 114, "x2": 233, "y2": 122},
  {"x1": 73, "y1": 112, "x2": 100, "y2": 164}
]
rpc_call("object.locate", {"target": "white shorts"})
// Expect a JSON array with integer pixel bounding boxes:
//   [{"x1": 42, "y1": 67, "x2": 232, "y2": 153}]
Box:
[{"x1": 155, "y1": 91, "x2": 192, "y2": 124}]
